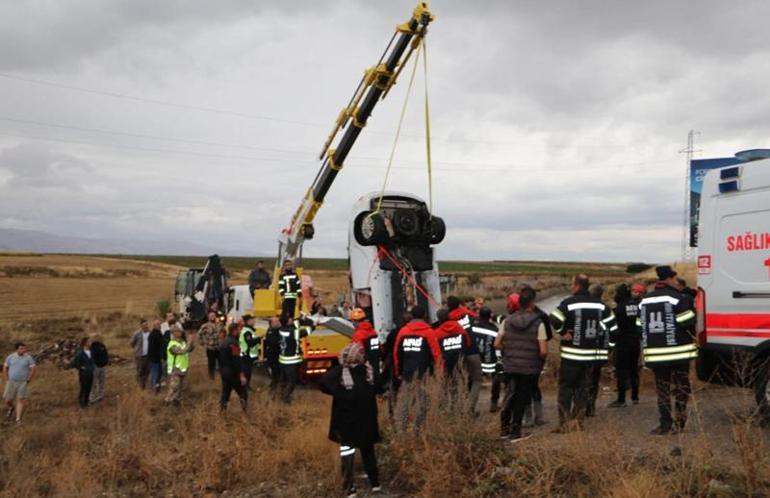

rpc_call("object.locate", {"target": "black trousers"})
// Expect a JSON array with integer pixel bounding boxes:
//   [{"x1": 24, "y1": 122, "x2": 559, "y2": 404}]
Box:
[
  {"x1": 267, "y1": 360, "x2": 281, "y2": 393},
  {"x1": 615, "y1": 339, "x2": 640, "y2": 402},
  {"x1": 490, "y1": 369, "x2": 504, "y2": 406},
  {"x1": 280, "y1": 363, "x2": 300, "y2": 404},
  {"x1": 78, "y1": 372, "x2": 94, "y2": 408},
  {"x1": 500, "y1": 372, "x2": 539, "y2": 436},
  {"x1": 281, "y1": 298, "x2": 296, "y2": 321},
  {"x1": 653, "y1": 363, "x2": 691, "y2": 429},
  {"x1": 341, "y1": 444, "x2": 379, "y2": 492},
  {"x1": 587, "y1": 363, "x2": 603, "y2": 415},
  {"x1": 206, "y1": 348, "x2": 219, "y2": 380},
  {"x1": 242, "y1": 357, "x2": 254, "y2": 387},
  {"x1": 220, "y1": 375, "x2": 248, "y2": 411},
  {"x1": 557, "y1": 359, "x2": 593, "y2": 425}
]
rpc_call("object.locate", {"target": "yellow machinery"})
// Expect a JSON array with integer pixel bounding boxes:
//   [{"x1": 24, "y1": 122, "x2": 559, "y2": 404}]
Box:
[{"x1": 248, "y1": 2, "x2": 435, "y2": 378}]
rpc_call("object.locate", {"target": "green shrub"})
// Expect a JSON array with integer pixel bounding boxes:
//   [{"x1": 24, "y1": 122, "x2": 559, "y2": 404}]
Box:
[{"x1": 626, "y1": 263, "x2": 652, "y2": 274}]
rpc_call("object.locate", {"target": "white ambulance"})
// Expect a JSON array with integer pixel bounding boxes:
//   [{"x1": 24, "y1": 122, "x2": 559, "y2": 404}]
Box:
[{"x1": 696, "y1": 156, "x2": 770, "y2": 416}]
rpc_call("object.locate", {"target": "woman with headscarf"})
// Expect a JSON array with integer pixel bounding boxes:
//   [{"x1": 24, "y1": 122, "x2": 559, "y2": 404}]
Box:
[{"x1": 320, "y1": 342, "x2": 383, "y2": 497}]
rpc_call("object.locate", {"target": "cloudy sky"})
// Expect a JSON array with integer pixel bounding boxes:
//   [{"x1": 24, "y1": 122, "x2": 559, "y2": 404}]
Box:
[{"x1": 1, "y1": 0, "x2": 768, "y2": 262}]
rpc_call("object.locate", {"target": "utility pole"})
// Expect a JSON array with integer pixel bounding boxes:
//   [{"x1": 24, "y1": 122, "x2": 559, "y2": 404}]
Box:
[{"x1": 679, "y1": 130, "x2": 700, "y2": 262}]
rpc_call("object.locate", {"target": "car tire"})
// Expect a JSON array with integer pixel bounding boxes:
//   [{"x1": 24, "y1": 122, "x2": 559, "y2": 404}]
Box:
[
  {"x1": 393, "y1": 209, "x2": 419, "y2": 237},
  {"x1": 353, "y1": 211, "x2": 388, "y2": 246},
  {"x1": 426, "y1": 216, "x2": 446, "y2": 245}
]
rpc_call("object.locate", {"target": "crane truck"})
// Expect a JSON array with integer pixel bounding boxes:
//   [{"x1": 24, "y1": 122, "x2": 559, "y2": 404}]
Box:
[{"x1": 227, "y1": 2, "x2": 446, "y2": 379}]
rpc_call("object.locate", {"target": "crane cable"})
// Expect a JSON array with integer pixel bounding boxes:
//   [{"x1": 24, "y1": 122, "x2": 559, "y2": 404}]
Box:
[{"x1": 373, "y1": 37, "x2": 434, "y2": 216}]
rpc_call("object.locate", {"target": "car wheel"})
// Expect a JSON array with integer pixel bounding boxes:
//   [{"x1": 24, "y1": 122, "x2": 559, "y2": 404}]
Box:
[
  {"x1": 426, "y1": 216, "x2": 446, "y2": 245},
  {"x1": 393, "y1": 209, "x2": 419, "y2": 237},
  {"x1": 353, "y1": 211, "x2": 388, "y2": 246}
]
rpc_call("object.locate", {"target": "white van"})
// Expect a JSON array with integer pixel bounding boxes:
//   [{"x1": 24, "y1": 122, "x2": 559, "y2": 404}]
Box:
[{"x1": 696, "y1": 158, "x2": 770, "y2": 415}]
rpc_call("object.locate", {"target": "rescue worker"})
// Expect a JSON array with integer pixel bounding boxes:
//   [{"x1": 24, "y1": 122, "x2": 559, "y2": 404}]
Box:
[
  {"x1": 586, "y1": 284, "x2": 612, "y2": 417},
  {"x1": 219, "y1": 323, "x2": 248, "y2": 412},
  {"x1": 522, "y1": 289, "x2": 554, "y2": 427},
  {"x1": 471, "y1": 307, "x2": 500, "y2": 411},
  {"x1": 495, "y1": 287, "x2": 549, "y2": 442},
  {"x1": 608, "y1": 283, "x2": 644, "y2": 407},
  {"x1": 320, "y1": 342, "x2": 382, "y2": 497},
  {"x1": 393, "y1": 305, "x2": 441, "y2": 432},
  {"x1": 264, "y1": 317, "x2": 282, "y2": 395},
  {"x1": 238, "y1": 315, "x2": 260, "y2": 387},
  {"x1": 248, "y1": 260, "x2": 271, "y2": 294},
  {"x1": 198, "y1": 311, "x2": 223, "y2": 380},
  {"x1": 550, "y1": 274, "x2": 616, "y2": 432},
  {"x1": 350, "y1": 308, "x2": 381, "y2": 387},
  {"x1": 491, "y1": 294, "x2": 519, "y2": 412},
  {"x1": 165, "y1": 327, "x2": 195, "y2": 406},
  {"x1": 278, "y1": 315, "x2": 310, "y2": 404},
  {"x1": 639, "y1": 266, "x2": 697, "y2": 435},
  {"x1": 278, "y1": 260, "x2": 300, "y2": 322},
  {"x1": 446, "y1": 296, "x2": 483, "y2": 415},
  {"x1": 434, "y1": 308, "x2": 472, "y2": 407}
]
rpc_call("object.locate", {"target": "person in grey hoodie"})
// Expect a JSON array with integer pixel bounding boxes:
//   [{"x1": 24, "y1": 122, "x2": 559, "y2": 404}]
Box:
[{"x1": 494, "y1": 287, "x2": 549, "y2": 442}]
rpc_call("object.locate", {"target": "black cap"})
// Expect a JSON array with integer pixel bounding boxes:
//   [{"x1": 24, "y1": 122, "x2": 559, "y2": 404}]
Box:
[
  {"x1": 242, "y1": 314, "x2": 253, "y2": 322},
  {"x1": 655, "y1": 265, "x2": 677, "y2": 280}
]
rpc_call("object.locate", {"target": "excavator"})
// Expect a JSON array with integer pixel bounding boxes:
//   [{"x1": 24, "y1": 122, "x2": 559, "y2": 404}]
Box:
[{"x1": 228, "y1": 2, "x2": 446, "y2": 379}]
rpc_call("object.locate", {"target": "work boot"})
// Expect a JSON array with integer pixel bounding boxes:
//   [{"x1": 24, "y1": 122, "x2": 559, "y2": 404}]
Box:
[
  {"x1": 489, "y1": 402, "x2": 500, "y2": 413},
  {"x1": 607, "y1": 400, "x2": 626, "y2": 408},
  {"x1": 650, "y1": 425, "x2": 673, "y2": 436},
  {"x1": 585, "y1": 403, "x2": 596, "y2": 417},
  {"x1": 533, "y1": 399, "x2": 546, "y2": 426}
]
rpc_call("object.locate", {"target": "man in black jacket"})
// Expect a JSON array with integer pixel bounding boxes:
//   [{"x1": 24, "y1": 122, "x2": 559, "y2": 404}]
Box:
[
  {"x1": 608, "y1": 283, "x2": 644, "y2": 407},
  {"x1": 70, "y1": 337, "x2": 95, "y2": 408},
  {"x1": 89, "y1": 336, "x2": 109, "y2": 404},
  {"x1": 147, "y1": 320, "x2": 165, "y2": 393},
  {"x1": 264, "y1": 317, "x2": 282, "y2": 395},
  {"x1": 219, "y1": 323, "x2": 248, "y2": 412}
]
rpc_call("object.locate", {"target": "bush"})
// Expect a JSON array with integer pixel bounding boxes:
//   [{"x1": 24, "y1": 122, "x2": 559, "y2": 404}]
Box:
[
  {"x1": 156, "y1": 299, "x2": 171, "y2": 316},
  {"x1": 465, "y1": 273, "x2": 483, "y2": 286},
  {"x1": 626, "y1": 263, "x2": 652, "y2": 274}
]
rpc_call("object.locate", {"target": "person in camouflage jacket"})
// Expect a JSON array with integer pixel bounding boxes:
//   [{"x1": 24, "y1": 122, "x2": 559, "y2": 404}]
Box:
[{"x1": 198, "y1": 311, "x2": 224, "y2": 380}]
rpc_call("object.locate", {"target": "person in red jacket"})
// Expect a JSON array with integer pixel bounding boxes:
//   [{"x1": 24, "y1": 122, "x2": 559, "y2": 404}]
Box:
[
  {"x1": 393, "y1": 305, "x2": 440, "y2": 432},
  {"x1": 447, "y1": 296, "x2": 483, "y2": 415},
  {"x1": 434, "y1": 308, "x2": 472, "y2": 409},
  {"x1": 350, "y1": 308, "x2": 381, "y2": 387},
  {"x1": 434, "y1": 308, "x2": 472, "y2": 377}
]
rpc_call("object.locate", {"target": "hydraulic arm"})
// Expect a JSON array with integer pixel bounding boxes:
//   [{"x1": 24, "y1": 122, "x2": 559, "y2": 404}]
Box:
[{"x1": 276, "y1": 2, "x2": 434, "y2": 269}]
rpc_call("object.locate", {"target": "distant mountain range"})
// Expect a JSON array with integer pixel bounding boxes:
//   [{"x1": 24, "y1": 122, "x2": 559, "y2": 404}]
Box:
[{"x1": 0, "y1": 228, "x2": 230, "y2": 256}]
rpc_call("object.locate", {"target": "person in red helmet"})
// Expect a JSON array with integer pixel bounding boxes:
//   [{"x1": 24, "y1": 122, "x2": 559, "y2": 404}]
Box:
[
  {"x1": 446, "y1": 296, "x2": 483, "y2": 415},
  {"x1": 393, "y1": 305, "x2": 441, "y2": 432},
  {"x1": 490, "y1": 293, "x2": 520, "y2": 411},
  {"x1": 350, "y1": 308, "x2": 381, "y2": 387}
]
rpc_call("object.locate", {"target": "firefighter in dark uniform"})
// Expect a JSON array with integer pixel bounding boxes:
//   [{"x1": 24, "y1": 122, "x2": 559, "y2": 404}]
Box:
[
  {"x1": 639, "y1": 266, "x2": 697, "y2": 435},
  {"x1": 278, "y1": 315, "x2": 311, "y2": 404},
  {"x1": 608, "y1": 283, "x2": 645, "y2": 407},
  {"x1": 471, "y1": 307, "x2": 500, "y2": 411},
  {"x1": 278, "y1": 260, "x2": 300, "y2": 322},
  {"x1": 550, "y1": 274, "x2": 616, "y2": 432},
  {"x1": 586, "y1": 284, "x2": 613, "y2": 417}
]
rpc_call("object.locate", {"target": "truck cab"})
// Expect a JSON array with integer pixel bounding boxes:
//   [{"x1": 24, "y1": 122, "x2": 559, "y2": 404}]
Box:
[{"x1": 696, "y1": 157, "x2": 770, "y2": 415}]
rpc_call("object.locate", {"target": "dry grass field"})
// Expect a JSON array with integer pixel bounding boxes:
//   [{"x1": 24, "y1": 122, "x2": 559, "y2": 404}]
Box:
[{"x1": 0, "y1": 255, "x2": 768, "y2": 497}]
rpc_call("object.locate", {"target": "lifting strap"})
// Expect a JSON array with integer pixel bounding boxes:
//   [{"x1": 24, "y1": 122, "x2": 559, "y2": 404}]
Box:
[
  {"x1": 378, "y1": 246, "x2": 440, "y2": 307},
  {"x1": 422, "y1": 40, "x2": 434, "y2": 216},
  {"x1": 374, "y1": 40, "x2": 423, "y2": 215}
]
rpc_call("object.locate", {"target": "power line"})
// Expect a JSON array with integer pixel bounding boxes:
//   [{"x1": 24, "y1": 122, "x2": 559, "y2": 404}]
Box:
[
  {"x1": 0, "y1": 130, "x2": 672, "y2": 173},
  {"x1": 0, "y1": 72, "x2": 667, "y2": 150},
  {"x1": 0, "y1": 115, "x2": 674, "y2": 170}
]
